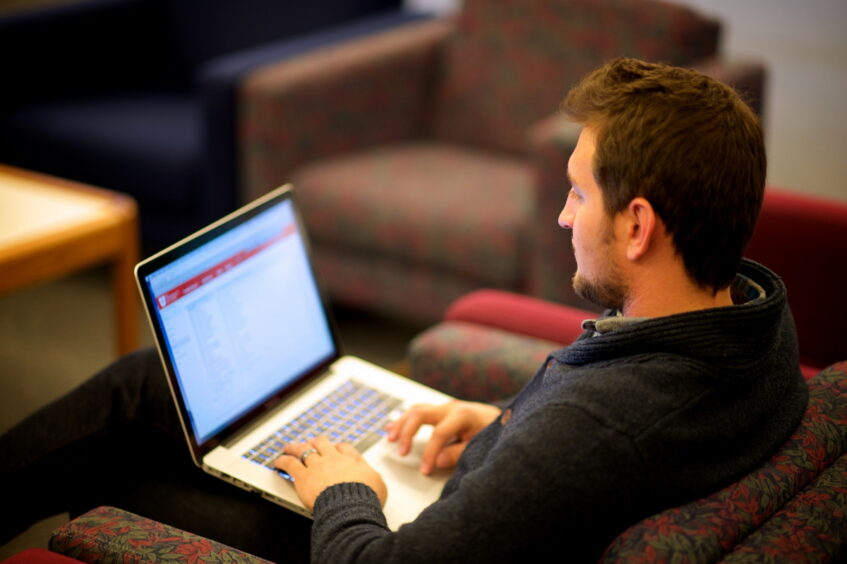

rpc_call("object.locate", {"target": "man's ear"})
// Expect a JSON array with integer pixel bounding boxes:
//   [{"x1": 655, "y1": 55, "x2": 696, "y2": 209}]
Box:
[{"x1": 623, "y1": 197, "x2": 658, "y2": 261}]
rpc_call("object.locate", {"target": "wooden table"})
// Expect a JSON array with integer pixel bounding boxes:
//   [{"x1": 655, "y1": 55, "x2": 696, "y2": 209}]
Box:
[{"x1": 0, "y1": 164, "x2": 140, "y2": 356}]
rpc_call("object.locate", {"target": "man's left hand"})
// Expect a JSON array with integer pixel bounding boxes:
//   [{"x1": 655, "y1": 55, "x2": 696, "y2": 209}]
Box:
[{"x1": 276, "y1": 436, "x2": 387, "y2": 512}]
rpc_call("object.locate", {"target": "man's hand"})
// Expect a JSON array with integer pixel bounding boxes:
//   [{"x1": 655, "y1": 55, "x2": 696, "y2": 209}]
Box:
[
  {"x1": 386, "y1": 401, "x2": 501, "y2": 475},
  {"x1": 276, "y1": 436, "x2": 387, "y2": 512}
]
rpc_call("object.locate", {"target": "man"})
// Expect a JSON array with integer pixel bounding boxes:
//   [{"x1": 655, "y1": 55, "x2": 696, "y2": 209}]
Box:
[
  {"x1": 271, "y1": 57, "x2": 807, "y2": 561},
  {"x1": 2, "y1": 58, "x2": 806, "y2": 562}
]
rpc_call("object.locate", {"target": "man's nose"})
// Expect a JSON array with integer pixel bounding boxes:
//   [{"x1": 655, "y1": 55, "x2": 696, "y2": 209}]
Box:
[{"x1": 558, "y1": 201, "x2": 575, "y2": 229}]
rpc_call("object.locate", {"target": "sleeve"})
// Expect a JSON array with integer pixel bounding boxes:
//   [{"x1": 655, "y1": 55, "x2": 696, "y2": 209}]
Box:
[{"x1": 308, "y1": 403, "x2": 649, "y2": 563}]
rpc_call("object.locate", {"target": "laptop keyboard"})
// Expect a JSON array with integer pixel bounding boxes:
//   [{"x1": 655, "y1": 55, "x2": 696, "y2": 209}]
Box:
[{"x1": 242, "y1": 379, "x2": 402, "y2": 473}]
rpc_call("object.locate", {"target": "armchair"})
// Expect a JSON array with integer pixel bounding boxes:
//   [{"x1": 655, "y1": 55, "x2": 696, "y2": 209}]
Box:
[
  {"x1": 0, "y1": 0, "x2": 418, "y2": 251},
  {"x1": 240, "y1": 0, "x2": 766, "y2": 324},
  {"x1": 11, "y1": 363, "x2": 845, "y2": 562}
]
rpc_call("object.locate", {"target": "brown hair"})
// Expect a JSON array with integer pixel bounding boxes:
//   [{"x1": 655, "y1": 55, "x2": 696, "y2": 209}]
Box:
[{"x1": 562, "y1": 57, "x2": 766, "y2": 291}]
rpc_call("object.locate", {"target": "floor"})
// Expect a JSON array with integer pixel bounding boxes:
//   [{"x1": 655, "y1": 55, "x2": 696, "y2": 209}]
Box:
[{"x1": 2, "y1": 0, "x2": 846, "y2": 559}]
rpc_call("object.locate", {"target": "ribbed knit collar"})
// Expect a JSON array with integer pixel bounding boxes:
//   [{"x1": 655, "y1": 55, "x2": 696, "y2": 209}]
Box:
[
  {"x1": 580, "y1": 273, "x2": 767, "y2": 336},
  {"x1": 552, "y1": 259, "x2": 788, "y2": 372}
]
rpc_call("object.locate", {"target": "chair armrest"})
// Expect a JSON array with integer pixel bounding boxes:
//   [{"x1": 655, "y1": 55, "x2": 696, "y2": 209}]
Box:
[
  {"x1": 48, "y1": 506, "x2": 271, "y2": 563},
  {"x1": 408, "y1": 321, "x2": 557, "y2": 401},
  {"x1": 445, "y1": 289, "x2": 594, "y2": 345},
  {"x1": 408, "y1": 290, "x2": 595, "y2": 401},
  {"x1": 194, "y1": 10, "x2": 430, "y2": 219},
  {"x1": 238, "y1": 17, "x2": 454, "y2": 204}
]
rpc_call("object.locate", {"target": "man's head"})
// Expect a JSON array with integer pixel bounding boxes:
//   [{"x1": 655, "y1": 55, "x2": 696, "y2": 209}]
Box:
[{"x1": 559, "y1": 57, "x2": 766, "y2": 306}]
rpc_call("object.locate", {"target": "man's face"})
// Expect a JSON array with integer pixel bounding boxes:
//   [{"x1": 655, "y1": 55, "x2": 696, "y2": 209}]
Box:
[{"x1": 558, "y1": 127, "x2": 629, "y2": 310}]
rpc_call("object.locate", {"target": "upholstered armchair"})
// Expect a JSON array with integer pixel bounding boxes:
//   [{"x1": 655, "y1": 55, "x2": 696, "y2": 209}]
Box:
[
  {"x1": 0, "y1": 0, "x2": 413, "y2": 251},
  {"x1": 240, "y1": 0, "x2": 767, "y2": 324},
  {"x1": 9, "y1": 362, "x2": 844, "y2": 562}
]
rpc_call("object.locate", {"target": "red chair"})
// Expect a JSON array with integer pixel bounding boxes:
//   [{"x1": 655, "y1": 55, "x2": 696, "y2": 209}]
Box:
[{"x1": 745, "y1": 188, "x2": 847, "y2": 375}]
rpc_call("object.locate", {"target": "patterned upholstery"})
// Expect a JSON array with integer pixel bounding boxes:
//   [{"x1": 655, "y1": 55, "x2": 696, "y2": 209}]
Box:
[
  {"x1": 408, "y1": 288, "x2": 593, "y2": 400},
  {"x1": 409, "y1": 320, "x2": 557, "y2": 400},
  {"x1": 239, "y1": 20, "x2": 451, "y2": 204},
  {"x1": 48, "y1": 506, "x2": 268, "y2": 564},
  {"x1": 430, "y1": 0, "x2": 720, "y2": 154},
  {"x1": 601, "y1": 362, "x2": 847, "y2": 562},
  {"x1": 239, "y1": 0, "x2": 766, "y2": 323},
  {"x1": 295, "y1": 142, "x2": 533, "y2": 287}
]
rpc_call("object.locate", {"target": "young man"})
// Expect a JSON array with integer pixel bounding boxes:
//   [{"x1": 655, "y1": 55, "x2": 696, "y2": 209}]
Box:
[
  {"x1": 2, "y1": 58, "x2": 807, "y2": 562},
  {"x1": 273, "y1": 58, "x2": 807, "y2": 561}
]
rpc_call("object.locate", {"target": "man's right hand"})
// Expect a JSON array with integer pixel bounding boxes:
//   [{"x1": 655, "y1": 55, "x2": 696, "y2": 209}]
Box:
[{"x1": 385, "y1": 401, "x2": 502, "y2": 475}]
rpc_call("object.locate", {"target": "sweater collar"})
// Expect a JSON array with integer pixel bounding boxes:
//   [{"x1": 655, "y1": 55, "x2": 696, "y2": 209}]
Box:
[
  {"x1": 553, "y1": 259, "x2": 787, "y2": 368},
  {"x1": 579, "y1": 273, "x2": 768, "y2": 337}
]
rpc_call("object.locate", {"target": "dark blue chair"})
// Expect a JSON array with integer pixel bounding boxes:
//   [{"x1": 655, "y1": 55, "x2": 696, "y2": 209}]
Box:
[{"x1": 0, "y1": 0, "x2": 422, "y2": 251}]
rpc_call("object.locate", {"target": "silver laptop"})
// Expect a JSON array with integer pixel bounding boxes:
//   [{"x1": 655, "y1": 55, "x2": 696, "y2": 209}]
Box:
[{"x1": 135, "y1": 185, "x2": 451, "y2": 530}]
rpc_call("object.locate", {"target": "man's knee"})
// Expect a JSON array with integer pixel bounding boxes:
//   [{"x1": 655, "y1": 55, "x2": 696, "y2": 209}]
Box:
[{"x1": 83, "y1": 348, "x2": 173, "y2": 424}]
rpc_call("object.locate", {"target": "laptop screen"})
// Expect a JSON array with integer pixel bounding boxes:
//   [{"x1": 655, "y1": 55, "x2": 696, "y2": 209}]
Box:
[{"x1": 139, "y1": 191, "x2": 336, "y2": 444}]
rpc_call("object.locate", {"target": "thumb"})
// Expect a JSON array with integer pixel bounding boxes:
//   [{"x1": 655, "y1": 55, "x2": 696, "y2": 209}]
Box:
[{"x1": 435, "y1": 442, "x2": 467, "y2": 469}]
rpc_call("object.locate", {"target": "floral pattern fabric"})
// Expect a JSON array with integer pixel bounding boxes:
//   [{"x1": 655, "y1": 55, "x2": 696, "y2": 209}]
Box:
[
  {"x1": 49, "y1": 506, "x2": 269, "y2": 564},
  {"x1": 601, "y1": 362, "x2": 847, "y2": 563},
  {"x1": 431, "y1": 0, "x2": 720, "y2": 155},
  {"x1": 409, "y1": 320, "x2": 556, "y2": 401}
]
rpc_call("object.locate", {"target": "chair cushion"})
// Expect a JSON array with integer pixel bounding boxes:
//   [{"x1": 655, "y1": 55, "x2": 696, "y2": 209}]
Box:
[
  {"x1": 1, "y1": 92, "x2": 200, "y2": 209},
  {"x1": 292, "y1": 142, "x2": 534, "y2": 288},
  {"x1": 313, "y1": 244, "x2": 493, "y2": 324},
  {"x1": 600, "y1": 362, "x2": 847, "y2": 562}
]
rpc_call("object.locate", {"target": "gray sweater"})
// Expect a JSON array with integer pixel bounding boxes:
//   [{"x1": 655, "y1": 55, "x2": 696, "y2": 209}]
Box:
[{"x1": 310, "y1": 259, "x2": 808, "y2": 563}]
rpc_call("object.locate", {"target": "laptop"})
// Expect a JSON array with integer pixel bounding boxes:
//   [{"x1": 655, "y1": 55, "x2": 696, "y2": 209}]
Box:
[{"x1": 135, "y1": 184, "x2": 452, "y2": 530}]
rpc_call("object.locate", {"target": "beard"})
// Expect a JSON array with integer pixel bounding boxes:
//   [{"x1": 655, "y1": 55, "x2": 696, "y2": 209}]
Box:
[
  {"x1": 573, "y1": 273, "x2": 628, "y2": 310},
  {"x1": 572, "y1": 267, "x2": 629, "y2": 311},
  {"x1": 571, "y1": 217, "x2": 629, "y2": 310}
]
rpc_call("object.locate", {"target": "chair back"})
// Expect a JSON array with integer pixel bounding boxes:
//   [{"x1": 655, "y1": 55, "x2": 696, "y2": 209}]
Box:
[
  {"x1": 746, "y1": 188, "x2": 847, "y2": 371},
  {"x1": 430, "y1": 0, "x2": 720, "y2": 154}
]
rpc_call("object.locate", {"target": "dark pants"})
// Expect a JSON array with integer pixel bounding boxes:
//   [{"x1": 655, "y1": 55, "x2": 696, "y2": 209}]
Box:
[{"x1": 1, "y1": 348, "x2": 312, "y2": 563}]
